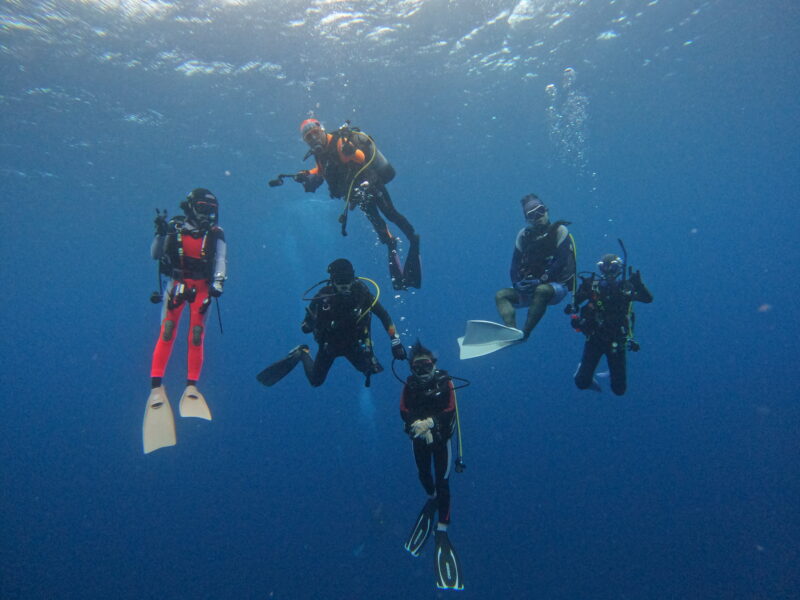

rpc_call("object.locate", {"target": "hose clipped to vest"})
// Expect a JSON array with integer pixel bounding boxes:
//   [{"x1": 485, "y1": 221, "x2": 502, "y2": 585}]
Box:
[
  {"x1": 339, "y1": 128, "x2": 378, "y2": 236},
  {"x1": 450, "y1": 376, "x2": 470, "y2": 473}
]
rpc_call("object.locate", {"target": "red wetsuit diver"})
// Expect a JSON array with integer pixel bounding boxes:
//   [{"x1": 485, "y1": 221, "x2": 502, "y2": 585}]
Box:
[
  {"x1": 291, "y1": 118, "x2": 421, "y2": 291},
  {"x1": 401, "y1": 342, "x2": 464, "y2": 591},
  {"x1": 143, "y1": 188, "x2": 227, "y2": 453}
]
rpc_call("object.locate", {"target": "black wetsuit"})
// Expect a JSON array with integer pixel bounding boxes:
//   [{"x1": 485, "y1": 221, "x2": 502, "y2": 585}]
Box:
[
  {"x1": 299, "y1": 280, "x2": 395, "y2": 386},
  {"x1": 400, "y1": 370, "x2": 457, "y2": 525},
  {"x1": 572, "y1": 274, "x2": 653, "y2": 395},
  {"x1": 302, "y1": 130, "x2": 415, "y2": 247}
]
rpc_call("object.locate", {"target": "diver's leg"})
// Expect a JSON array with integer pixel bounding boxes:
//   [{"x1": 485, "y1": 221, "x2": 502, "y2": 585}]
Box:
[
  {"x1": 608, "y1": 345, "x2": 627, "y2": 396},
  {"x1": 150, "y1": 287, "x2": 185, "y2": 386},
  {"x1": 375, "y1": 185, "x2": 416, "y2": 242},
  {"x1": 495, "y1": 287, "x2": 522, "y2": 328},
  {"x1": 360, "y1": 194, "x2": 394, "y2": 246},
  {"x1": 301, "y1": 345, "x2": 334, "y2": 387},
  {"x1": 186, "y1": 282, "x2": 210, "y2": 384},
  {"x1": 412, "y1": 438, "x2": 436, "y2": 496},
  {"x1": 521, "y1": 284, "x2": 555, "y2": 339},
  {"x1": 432, "y1": 439, "x2": 452, "y2": 526},
  {"x1": 574, "y1": 338, "x2": 604, "y2": 390}
]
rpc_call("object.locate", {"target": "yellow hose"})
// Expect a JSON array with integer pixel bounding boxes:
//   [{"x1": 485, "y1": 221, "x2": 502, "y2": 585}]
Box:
[
  {"x1": 341, "y1": 132, "x2": 377, "y2": 217},
  {"x1": 454, "y1": 388, "x2": 464, "y2": 461},
  {"x1": 355, "y1": 276, "x2": 380, "y2": 324}
]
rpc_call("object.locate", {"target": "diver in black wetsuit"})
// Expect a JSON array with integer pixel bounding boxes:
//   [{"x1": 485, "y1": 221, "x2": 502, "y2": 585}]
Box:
[
  {"x1": 401, "y1": 341, "x2": 464, "y2": 591},
  {"x1": 292, "y1": 118, "x2": 421, "y2": 290},
  {"x1": 566, "y1": 253, "x2": 653, "y2": 396},
  {"x1": 257, "y1": 258, "x2": 406, "y2": 388},
  {"x1": 495, "y1": 194, "x2": 576, "y2": 341}
]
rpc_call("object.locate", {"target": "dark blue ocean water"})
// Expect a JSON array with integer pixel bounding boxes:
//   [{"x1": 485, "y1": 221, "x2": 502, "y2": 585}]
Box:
[{"x1": 1, "y1": 1, "x2": 798, "y2": 598}]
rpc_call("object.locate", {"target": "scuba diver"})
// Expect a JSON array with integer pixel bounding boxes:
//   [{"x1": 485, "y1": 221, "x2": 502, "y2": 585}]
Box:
[
  {"x1": 256, "y1": 258, "x2": 407, "y2": 388},
  {"x1": 270, "y1": 118, "x2": 421, "y2": 291},
  {"x1": 144, "y1": 188, "x2": 227, "y2": 454},
  {"x1": 400, "y1": 341, "x2": 465, "y2": 591},
  {"x1": 495, "y1": 194, "x2": 576, "y2": 341},
  {"x1": 565, "y1": 249, "x2": 653, "y2": 396}
]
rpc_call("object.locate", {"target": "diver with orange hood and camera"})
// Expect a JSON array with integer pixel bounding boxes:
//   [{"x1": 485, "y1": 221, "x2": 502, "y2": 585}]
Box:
[{"x1": 269, "y1": 118, "x2": 421, "y2": 291}]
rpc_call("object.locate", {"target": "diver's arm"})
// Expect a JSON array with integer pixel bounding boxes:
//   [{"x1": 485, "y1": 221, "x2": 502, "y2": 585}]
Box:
[
  {"x1": 211, "y1": 229, "x2": 227, "y2": 283},
  {"x1": 151, "y1": 235, "x2": 166, "y2": 260},
  {"x1": 371, "y1": 300, "x2": 397, "y2": 337},
  {"x1": 301, "y1": 299, "x2": 319, "y2": 333},
  {"x1": 632, "y1": 273, "x2": 653, "y2": 304},
  {"x1": 509, "y1": 247, "x2": 523, "y2": 283},
  {"x1": 296, "y1": 161, "x2": 325, "y2": 192},
  {"x1": 573, "y1": 277, "x2": 592, "y2": 304},
  {"x1": 432, "y1": 380, "x2": 457, "y2": 441},
  {"x1": 400, "y1": 385, "x2": 415, "y2": 430}
]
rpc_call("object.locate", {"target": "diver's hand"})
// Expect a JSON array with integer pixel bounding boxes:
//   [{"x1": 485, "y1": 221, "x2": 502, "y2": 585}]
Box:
[
  {"x1": 209, "y1": 279, "x2": 224, "y2": 298},
  {"x1": 564, "y1": 303, "x2": 576, "y2": 315},
  {"x1": 410, "y1": 418, "x2": 434, "y2": 440},
  {"x1": 294, "y1": 170, "x2": 309, "y2": 184},
  {"x1": 391, "y1": 337, "x2": 407, "y2": 360},
  {"x1": 154, "y1": 210, "x2": 168, "y2": 235},
  {"x1": 514, "y1": 276, "x2": 539, "y2": 294},
  {"x1": 629, "y1": 269, "x2": 642, "y2": 287}
]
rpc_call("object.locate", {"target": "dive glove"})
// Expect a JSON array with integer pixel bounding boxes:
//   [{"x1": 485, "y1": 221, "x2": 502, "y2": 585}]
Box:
[
  {"x1": 154, "y1": 210, "x2": 168, "y2": 235},
  {"x1": 629, "y1": 269, "x2": 642, "y2": 286},
  {"x1": 410, "y1": 418, "x2": 434, "y2": 444},
  {"x1": 391, "y1": 337, "x2": 407, "y2": 360},
  {"x1": 209, "y1": 279, "x2": 224, "y2": 297}
]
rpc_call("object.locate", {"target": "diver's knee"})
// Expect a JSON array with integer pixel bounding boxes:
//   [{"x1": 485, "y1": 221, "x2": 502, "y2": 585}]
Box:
[
  {"x1": 533, "y1": 284, "x2": 554, "y2": 301},
  {"x1": 495, "y1": 288, "x2": 514, "y2": 303},
  {"x1": 191, "y1": 325, "x2": 204, "y2": 346},
  {"x1": 161, "y1": 320, "x2": 175, "y2": 342},
  {"x1": 575, "y1": 376, "x2": 591, "y2": 390},
  {"x1": 611, "y1": 384, "x2": 626, "y2": 396}
]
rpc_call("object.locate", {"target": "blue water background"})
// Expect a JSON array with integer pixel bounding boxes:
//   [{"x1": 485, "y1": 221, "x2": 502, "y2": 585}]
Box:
[{"x1": 1, "y1": 1, "x2": 798, "y2": 598}]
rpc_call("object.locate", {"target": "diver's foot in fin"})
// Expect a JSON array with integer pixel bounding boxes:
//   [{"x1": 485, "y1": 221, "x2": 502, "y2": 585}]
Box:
[
  {"x1": 179, "y1": 384, "x2": 212, "y2": 420},
  {"x1": 256, "y1": 345, "x2": 308, "y2": 387},
  {"x1": 434, "y1": 530, "x2": 464, "y2": 591},
  {"x1": 404, "y1": 498, "x2": 437, "y2": 557},
  {"x1": 143, "y1": 386, "x2": 176, "y2": 454},
  {"x1": 402, "y1": 234, "x2": 422, "y2": 289}
]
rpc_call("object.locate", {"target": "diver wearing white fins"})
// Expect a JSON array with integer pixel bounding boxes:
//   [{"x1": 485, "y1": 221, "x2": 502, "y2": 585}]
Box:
[
  {"x1": 400, "y1": 341, "x2": 465, "y2": 591},
  {"x1": 495, "y1": 194, "x2": 576, "y2": 342},
  {"x1": 143, "y1": 188, "x2": 226, "y2": 454}
]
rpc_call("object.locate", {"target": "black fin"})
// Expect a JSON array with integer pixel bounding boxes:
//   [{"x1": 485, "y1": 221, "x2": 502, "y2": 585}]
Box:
[
  {"x1": 256, "y1": 347, "x2": 305, "y2": 387},
  {"x1": 404, "y1": 498, "x2": 437, "y2": 557},
  {"x1": 402, "y1": 235, "x2": 422, "y2": 289},
  {"x1": 434, "y1": 530, "x2": 464, "y2": 590}
]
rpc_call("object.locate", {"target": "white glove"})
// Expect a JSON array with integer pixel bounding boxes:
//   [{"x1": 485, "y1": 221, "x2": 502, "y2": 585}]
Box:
[{"x1": 410, "y1": 418, "x2": 434, "y2": 439}]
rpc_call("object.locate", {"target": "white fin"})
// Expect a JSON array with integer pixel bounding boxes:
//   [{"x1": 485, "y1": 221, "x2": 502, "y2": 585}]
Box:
[
  {"x1": 458, "y1": 320, "x2": 524, "y2": 359},
  {"x1": 179, "y1": 385, "x2": 212, "y2": 420},
  {"x1": 143, "y1": 386, "x2": 176, "y2": 454}
]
